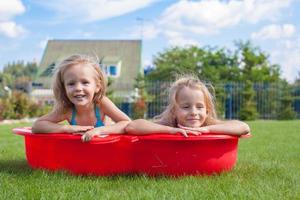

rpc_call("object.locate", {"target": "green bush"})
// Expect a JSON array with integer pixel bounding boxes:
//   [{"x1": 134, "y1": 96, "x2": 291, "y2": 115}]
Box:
[
  {"x1": 0, "y1": 91, "x2": 52, "y2": 120},
  {"x1": 28, "y1": 102, "x2": 53, "y2": 118},
  {"x1": 132, "y1": 97, "x2": 147, "y2": 119},
  {"x1": 0, "y1": 95, "x2": 18, "y2": 119},
  {"x1": 239, "y1": 81, "x2": 258, "y2": 120},
  {"x1": 12, "y1": 91, "x2": 31, "y2": 119},
  {"x1": 277, "y1": 83, "x2": 297, "y2": 120}
]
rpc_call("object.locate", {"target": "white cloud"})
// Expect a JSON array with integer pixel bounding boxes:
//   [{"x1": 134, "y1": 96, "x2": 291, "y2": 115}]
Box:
[
  {"x1": 130, "y1": 23, "x2": 160, "y2": 40},
  {"x1": 270, "y1": 38, "x2": 300, "y2": 83},
  {"x1": 251, "y1": 24, "x2": 295, "y2": 40},
  {"x1": 165, "y1": 31, "x2": 199, "y2": 47},
  {"x1": 243, "y1": 0, "x2": 292, "y2": 23},
  {"x1": 0, "y1": 21, "x2": 26, "y2": 38},
  {"x1": 156, "y1": 0, "x2": 292, "y2": 37},
  {"x1": 36, "y1": 0, "x2": 160, "y2": 22},
  {"x1": 159, "y1": 0, "x2": 243, "y2": 35},
  {"x1": 0, "y1": 0, "x2": 25, "y2": 21},
  {"x1": 131, "y1": 0, "x2": 293, "y2": 46},
  {"x1": 136, "y1": 0, "x2": 294, "y2": 56},
  {"x1": 142, "y1": 24, "x2": 160, "y2": 40},
  {"x1": 131, "y1": 21, "x2": 199, "y2": 46},
  {"x1": 0, "y1": 0, "x2": 26, "y2": 38}
]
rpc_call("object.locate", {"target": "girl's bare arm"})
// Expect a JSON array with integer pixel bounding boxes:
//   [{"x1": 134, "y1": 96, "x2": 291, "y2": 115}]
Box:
[
  {"x1": 100, "y1": 96, "x2": 131, "y2": 134},
  {"x1": 81, "y1": 121, "x2": 131, "y2": 141},
  {"x1": 125, "y1": 119, "x2": 200, "y2": 137},
  {"x1": 206, "y1": 120, "x2": 250, "y2": 135},
  {"x1": 32, "y1": 110, "x2": 93, "y2": 133},
  {"x1": 100, "y1": 96, "x2": 131, "y2": 122},
  {"x1": 179, "y1": 120, "x2": 250, "y2": 136}
]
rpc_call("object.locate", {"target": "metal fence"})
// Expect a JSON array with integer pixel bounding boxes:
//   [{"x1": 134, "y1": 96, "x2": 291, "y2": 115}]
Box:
[{"x1": 113, "y1": 82, "x2": 300, "y2": 120}]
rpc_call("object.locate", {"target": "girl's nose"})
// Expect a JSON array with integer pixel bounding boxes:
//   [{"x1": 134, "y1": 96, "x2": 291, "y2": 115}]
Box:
[
  {"x1": 190, "y1": 107, "x2": 198, "y2": 115},
  {"x1": 74, "y1": 83, "x2": 82, "y2": 91}
]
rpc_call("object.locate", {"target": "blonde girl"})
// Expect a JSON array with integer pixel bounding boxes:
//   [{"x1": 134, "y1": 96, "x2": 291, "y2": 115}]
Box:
[
  {"x1": 32, "y1": 54, "x2": 130, "y2": 141},
  {"x1": 125, "y1": 76, "x2": 250, "y2": 137}
]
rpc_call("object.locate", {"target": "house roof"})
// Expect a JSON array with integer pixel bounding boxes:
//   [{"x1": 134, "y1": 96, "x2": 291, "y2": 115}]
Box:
[{"x1": 37, "y1": 40, "x2": 142, "y2": 91}]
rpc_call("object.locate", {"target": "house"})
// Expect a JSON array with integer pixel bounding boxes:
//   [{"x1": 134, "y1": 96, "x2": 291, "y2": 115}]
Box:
[
  {"x1": 30, "y1": 89, "x2": 54, "y2": 105},
  {"x1": 33, "y1": 39, "x2": 142, "y2": 101}
]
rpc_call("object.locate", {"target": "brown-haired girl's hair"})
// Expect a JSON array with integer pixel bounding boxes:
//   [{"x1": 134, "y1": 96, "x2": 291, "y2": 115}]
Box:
[
  {"x1": 154, "y1": 75, "x2": 217, "y2": 127},
  {"x1": 52, "y1": 54, "x2": 107, "y2": 112}
]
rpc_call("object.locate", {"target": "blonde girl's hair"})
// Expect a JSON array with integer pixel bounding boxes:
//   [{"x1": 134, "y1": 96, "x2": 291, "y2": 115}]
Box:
[
  {"x1": 154, "y1": 76, "x2": 217, "y2": 127},
  {"x1": 52, "y1": 54, "x2": 107, "y2": 112}
]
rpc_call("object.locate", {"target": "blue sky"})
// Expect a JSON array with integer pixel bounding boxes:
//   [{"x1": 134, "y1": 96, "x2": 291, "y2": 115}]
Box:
[{"x1": 0, "y1": 0, "x2": 299, "y2": 82}]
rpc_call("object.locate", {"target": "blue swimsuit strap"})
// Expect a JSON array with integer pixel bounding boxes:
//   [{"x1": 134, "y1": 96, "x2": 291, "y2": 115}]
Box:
[
  {"x1": 70, "y1": 107, "x2": 77, "y2": 125},
  {"x1": 70, "y1": 105, "x2": 104, "y2": 127},
  {"x1": 94, "y1": 106, "x2": 104, "y2": 127}
]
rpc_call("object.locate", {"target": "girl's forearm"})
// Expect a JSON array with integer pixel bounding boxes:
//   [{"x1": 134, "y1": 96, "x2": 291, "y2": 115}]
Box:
[
  {"x1": 32, "y1": 121, "x2": 70, "y2": 133},
  {"x1": 98, "y1": 121, "x2": 131, "y2": 134},
  {"x1": 125, "y1": 119, "x2": 175, "y2": 135},
  {"x1": 205, "y1": 120, "x2": 250, "y2": 135}
]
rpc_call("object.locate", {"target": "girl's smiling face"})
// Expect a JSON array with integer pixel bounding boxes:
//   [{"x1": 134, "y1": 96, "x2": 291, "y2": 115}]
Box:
[
  {"x1": 63, "y1": 64, "x2": 100, "y2": 107},
  {"x1": 174, "y1": 86, "x2": 208, "y2": 128}
]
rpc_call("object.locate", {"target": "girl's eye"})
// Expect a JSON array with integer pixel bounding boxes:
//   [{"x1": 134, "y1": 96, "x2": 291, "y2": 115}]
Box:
[
  {"x1": 82, "y1": 81, "x2": 90, "y2": 85},
  {"x1": 67, "y1": 82, "x2": 74, "y2": 86}
]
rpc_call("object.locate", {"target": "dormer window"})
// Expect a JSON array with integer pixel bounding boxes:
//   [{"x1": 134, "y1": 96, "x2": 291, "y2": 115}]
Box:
[{"x1": 40, "y1": 62, "x2": 56, "y2": 77}]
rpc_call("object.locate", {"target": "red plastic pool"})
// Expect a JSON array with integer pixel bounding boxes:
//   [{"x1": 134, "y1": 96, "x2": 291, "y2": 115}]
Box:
[{"x1": 12, "y1": 127, "x2": 250, "y2": 176}]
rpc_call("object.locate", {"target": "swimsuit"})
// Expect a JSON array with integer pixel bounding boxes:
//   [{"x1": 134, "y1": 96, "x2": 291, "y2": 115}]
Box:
[{"x1": 70, "y1": 105, "x2": 104, "y2": 127}]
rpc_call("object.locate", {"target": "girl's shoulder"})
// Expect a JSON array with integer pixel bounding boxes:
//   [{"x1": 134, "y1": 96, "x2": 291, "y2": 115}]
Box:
[
  {"x1": 51, "y1": 107, "x2": 72, "y2": 121},
  {"x1": 153, "y1": 118, "x2": 174, "y2": 127},
  {"x1": 96, "y1": 96, "x2": 113, "y2": 110},
  {"x1": 36, "y1": 107, "x2": 71, "y2": 123},
  {"x1": 204, "y1": 117, "x2": 222, "y2": 126},
  {"x1": 98, "y1": 96, "x2": 109, "y2": 104}
]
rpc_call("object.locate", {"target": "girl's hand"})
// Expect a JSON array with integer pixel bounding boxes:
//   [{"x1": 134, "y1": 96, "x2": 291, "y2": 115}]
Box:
[
  {"x1": 170, "y1": 127, "x2": 201, "y2": 137},
  {"x1": 81, "y1": 128, "x2": 108, "y2": 142},
  {"x1": 65, "y1": 125, "x2": 94, "y2": 133},
  {"x1": 177, "y1": 124, "x2": 210, "y2": 134}
]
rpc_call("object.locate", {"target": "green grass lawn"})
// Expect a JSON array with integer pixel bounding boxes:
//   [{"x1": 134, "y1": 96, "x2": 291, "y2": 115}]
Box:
[{"x1": 0, "y1": 121, "x2": 299, "y2": 200}]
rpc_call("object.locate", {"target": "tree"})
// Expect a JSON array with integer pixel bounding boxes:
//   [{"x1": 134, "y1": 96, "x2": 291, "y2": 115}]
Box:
[
  {"x1": 147, "y1": 45, "x2": 241, "y2": 84},
  {"x1": 3, "y1": 61, "x2": 25, "y2": 77},
  {"x1": 132, "y1": 73, "x2": 149, "y2": 119},
  {"x1": 106, "y1": 77, "x2": 115, "y2": 99},
  {"x1": 277, "y1": 81, "x2": 297, "y2": 120},
  {"x1": 235, "y1": 41, "x2": 282, "y2": 120},
  {"x1": 294, "y1": 71, "x2": 300, "y2": 85},
  {"x1": 146, "y1": 46, "x2": 202, "y2": 81},
  {"x1": 238, "y1": 80, "x2": 258, "y2": 120},
  {"x1": 0, "y1": 60, "x2": 38, "y2": 92},
  {"x1": 24, "y1": 62, "x2": 38, "y2": 79},
  {"x1": 234, "y1": 41, "x2": 281, "y2": 83},
  {"x1": 148, "y1": 41, "x2": 282, "y2": 84}
]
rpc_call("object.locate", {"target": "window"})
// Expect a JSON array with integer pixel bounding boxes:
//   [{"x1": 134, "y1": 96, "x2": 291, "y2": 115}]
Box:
[
  {"x1": 109, "y1": 65, "x2": 117, "y2": 76},
  {"x1": 98, "y1": 59, "x2": 121, "y2": 77}
]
